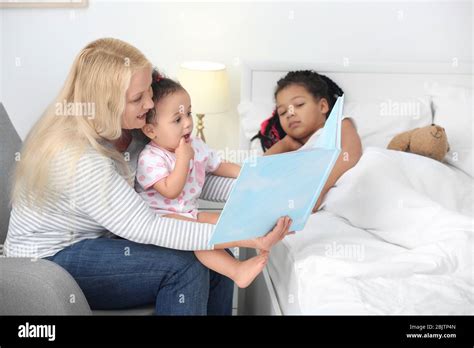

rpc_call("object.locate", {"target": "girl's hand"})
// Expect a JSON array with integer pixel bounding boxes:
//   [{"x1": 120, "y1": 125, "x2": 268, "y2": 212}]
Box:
[
  {"x1": 281, "y1": 135, "x2": 303, "y2": 152},
  {"x1": 254, "y1": 216, "x2": 294, "y2": 252},
  {"x1": 176, "y1": 137, "x2": 194, "y2": 162}
]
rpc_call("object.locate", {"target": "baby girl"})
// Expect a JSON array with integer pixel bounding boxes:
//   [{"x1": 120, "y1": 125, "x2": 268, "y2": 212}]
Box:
[{"x1": 136, "y1": 71, "x2": 268, "y2": 288}]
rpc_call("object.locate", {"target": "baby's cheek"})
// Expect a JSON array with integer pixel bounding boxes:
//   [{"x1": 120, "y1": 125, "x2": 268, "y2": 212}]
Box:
[{"x1": 173, "y1": 136, "x2": 181, "y2": 149}]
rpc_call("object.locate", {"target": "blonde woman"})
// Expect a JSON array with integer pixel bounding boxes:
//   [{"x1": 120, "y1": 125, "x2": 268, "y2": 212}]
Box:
[{"x1": 4, "y1": 38, "x2": 292, "y2": 315}]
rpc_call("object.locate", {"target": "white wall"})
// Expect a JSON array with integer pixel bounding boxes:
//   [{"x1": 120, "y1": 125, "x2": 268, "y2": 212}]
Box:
[{"x1": 1, "y1": 0, "x2": 472, "y2": 151}]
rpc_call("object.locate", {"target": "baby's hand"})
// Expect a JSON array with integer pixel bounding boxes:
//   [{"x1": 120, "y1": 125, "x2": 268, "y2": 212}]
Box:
[{"x1": 176, "y1": 137, "x2": 194, "y2": 162}]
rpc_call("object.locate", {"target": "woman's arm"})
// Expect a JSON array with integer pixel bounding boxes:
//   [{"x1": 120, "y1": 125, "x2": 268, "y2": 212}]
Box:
[
  {"x1": 312, "y1": 118, "x2": 362, "y2": 212},
  {"x1": 71, "y1": 151, "x2": 291, "y2": 251},
  {"x1": 164, "y1": 214, "x2": 293, "y2": 251},
  {"x1": 214, "y1": 216, "x2": 293, "y2": 251},
  {"x1": 71, "y1": 152, "x2": 216, "y2": 250}
]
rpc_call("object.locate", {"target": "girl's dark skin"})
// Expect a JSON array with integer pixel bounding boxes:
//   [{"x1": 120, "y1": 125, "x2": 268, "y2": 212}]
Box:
[{"x1": 265, "y1": 83, "x2": 363, "y2": 212}]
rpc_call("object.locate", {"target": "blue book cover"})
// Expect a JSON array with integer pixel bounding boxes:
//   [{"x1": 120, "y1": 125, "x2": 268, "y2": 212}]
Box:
[{"x1": 209, "y1": 95, "x2": 344, "y2": 245}]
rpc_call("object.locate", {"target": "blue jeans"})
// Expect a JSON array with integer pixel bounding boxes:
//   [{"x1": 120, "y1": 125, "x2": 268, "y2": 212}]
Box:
[{"x1": 44, "y1": 237, "x2": 234, "y2": 315}]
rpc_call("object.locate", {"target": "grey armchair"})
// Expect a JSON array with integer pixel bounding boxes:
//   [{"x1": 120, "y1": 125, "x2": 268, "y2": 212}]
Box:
[{"x1": 0, "y1": 103, "x2": 154, "y2": 315}]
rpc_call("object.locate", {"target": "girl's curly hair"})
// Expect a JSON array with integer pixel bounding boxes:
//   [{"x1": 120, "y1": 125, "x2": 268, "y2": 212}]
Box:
[{"x1": 252, "y1": 70, "x2": 343, "y2": 152}]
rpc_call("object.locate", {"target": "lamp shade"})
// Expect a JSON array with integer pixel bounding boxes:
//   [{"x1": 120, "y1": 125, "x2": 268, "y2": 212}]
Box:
[{"x1": 178, "y1": 61, "x2": 230, "y2": 115}]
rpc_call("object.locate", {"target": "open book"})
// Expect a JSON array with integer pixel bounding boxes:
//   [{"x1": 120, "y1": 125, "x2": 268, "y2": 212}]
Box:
[{"x1": 209, "y1": 95, "x2": 344, "y2": 245}]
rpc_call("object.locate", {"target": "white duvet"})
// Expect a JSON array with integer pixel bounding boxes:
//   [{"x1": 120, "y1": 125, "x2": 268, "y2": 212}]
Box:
[{"x1": 270, "y1": 147, "x2": 473, "y2": 314}]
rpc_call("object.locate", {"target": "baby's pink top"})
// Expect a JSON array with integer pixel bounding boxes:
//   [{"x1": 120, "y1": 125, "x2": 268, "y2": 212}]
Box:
[{"x1": 136, "y1": 137, "x2": 221, "y2": 219}]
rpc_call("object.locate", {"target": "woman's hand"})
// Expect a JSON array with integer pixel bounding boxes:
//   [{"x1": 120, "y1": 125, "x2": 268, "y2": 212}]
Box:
[
  {"x1": 253, "y1": 216, "x2": 294, "y2": 252},
  {"x1": 213, "y1": 216, "x2": 294, "y2": 251}
]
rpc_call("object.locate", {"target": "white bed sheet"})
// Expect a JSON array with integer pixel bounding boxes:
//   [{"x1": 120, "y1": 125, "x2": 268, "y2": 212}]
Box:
[{"x1": 267, "y1": 147, "x2": 473, "y2": 315}]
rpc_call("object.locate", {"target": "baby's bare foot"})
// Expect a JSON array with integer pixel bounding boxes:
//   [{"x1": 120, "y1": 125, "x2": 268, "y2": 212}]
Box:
[{"x1": 233, "y1": 254, "x2": 268, "y2": 288}]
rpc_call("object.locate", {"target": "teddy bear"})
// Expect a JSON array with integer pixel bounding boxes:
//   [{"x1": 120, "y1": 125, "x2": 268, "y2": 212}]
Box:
[{"x1": 387, "y1": 124, "x2": 450, "y2": 162}]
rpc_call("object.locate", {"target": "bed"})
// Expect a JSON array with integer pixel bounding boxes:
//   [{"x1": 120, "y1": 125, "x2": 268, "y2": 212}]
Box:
[{"x1": 236, "y1": 60, "x2": 473, "y2": 315}]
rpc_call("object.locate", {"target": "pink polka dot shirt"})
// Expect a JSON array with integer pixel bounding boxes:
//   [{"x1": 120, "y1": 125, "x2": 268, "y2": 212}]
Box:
[{"x1": 136, "y1": 137, "x2": 221, "y2": 219}]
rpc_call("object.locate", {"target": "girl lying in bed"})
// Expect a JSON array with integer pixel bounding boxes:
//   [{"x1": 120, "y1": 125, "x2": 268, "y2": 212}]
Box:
[
  {"x1": 135, "y1": 70, "x2": 289, "y2": 288},
  {"x1": 254, "y1": 70, "x2": 363, "y2": 212}
]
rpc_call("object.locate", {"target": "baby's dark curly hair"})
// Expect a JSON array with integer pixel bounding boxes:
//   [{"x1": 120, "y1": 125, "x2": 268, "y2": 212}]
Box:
[
  {"x1": 252, "y1": 70, "x2": 344, "y2": 151},
  {"x1": 146, "y1": 69, "x2": 185, "y2": 124}
]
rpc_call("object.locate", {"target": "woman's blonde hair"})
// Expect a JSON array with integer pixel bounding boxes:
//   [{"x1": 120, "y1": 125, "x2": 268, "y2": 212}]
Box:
[{"x1": 12, "y1": 38, "x2": 151, "y2": 206}]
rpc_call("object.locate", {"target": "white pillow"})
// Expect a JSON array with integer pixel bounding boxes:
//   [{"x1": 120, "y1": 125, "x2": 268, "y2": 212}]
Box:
[
  {"x1": 237, "y1": 100, "x2": 275, "y2": 141},
  {"x1": 343, "y1": 98, "x2": 432, "y2": 149},
  {"x1": 238, "y1": 97, "x2": 433, "y2": 151},
  {"x1": 426, "y1": 83, "x2": 473, "y2": 177}
]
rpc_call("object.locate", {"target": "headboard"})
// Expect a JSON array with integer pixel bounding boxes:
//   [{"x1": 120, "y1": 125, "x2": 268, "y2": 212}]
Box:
[{"x1": 238, "y1": 60, "x2": 473, "y2": 150}]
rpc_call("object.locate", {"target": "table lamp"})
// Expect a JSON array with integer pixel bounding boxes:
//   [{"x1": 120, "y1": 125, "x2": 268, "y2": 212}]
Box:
[{"x1": 178, "y1": 61, "x2": 230, "y2": 142}]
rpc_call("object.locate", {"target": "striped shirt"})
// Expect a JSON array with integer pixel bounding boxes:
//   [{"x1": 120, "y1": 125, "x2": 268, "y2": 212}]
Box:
[{"x1": 4, "y1": 138, "x2": 234, "y2": 259}]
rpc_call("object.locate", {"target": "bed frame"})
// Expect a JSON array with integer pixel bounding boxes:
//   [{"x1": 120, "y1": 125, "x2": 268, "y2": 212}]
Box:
[{"x1": 236, "y1": 59, "x2": 473, "y2": 315}]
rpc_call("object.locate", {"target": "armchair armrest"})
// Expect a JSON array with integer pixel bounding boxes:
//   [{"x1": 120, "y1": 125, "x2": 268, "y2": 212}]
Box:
[{"x1": 0, "y1": 257, "x2": 91, "y2": 315}]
